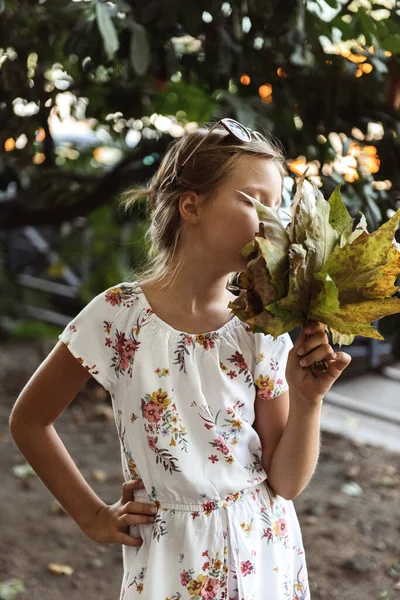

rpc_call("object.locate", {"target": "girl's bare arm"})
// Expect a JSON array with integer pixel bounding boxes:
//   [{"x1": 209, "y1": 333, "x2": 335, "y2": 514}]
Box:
[
  {"x1": 10, "y1": 341, "x2": 161, "y2": 546},
  {"x1": 9, "y1": 341, "x2": 106, "y2": 534}
]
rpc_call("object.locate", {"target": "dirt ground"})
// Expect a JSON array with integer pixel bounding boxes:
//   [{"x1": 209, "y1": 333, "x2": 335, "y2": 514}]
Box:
[{"x1": 1, "y1": 339, "x2": 400, "y2": 600}]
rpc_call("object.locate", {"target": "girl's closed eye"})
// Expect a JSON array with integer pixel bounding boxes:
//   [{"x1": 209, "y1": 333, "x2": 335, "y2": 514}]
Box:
[{"x1": 241, "y1": 196, "x2": 259, "y2": 205}]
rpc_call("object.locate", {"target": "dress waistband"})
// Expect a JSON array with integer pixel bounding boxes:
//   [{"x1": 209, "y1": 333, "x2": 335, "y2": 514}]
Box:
[{"x1": 132, "y1": 480, "x2": 268, "y2": 514}]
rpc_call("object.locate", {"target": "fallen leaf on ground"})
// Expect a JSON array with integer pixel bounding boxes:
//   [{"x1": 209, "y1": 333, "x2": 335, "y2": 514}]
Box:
[
  {"x1": 91, "y1": 469, "x2": 107, "y2": 482},
  {"x1": 47, "y1": 563, "x2": 74, "y2": 576},
  {"x1": 94, "y1": 403, "x2": 114, "y2": 421},
  {"x1": 11, "y1": 463, "x2": 37, "y2": 479},
  {"x1": 50, "y1": 500, "x2": 67, "y2": 515},
  {"x1": 0, "y1": 578, "x2": 25, "y2": 600},
  {"x1": 341, "y1": 481, "x2": 363, "y2": 496}
]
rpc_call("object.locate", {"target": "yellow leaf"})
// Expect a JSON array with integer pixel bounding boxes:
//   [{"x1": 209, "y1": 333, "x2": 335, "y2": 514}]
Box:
[
  {"x1": 327, "y1": 184, "x2": 353, "y2": 241},
  {"x1": 229, "y1": 177, "x2": 400, "y2": 346},
  {"x1": 363, "y1": 242, "x2": 400, "y2": 298},
  {"x1": 319, "y1": 207, "x2": 400, "y2": 297},
  {"x1": 45, "y1": 262, "x2": 66, "y2": 279},
  {"x1": 256, "y1": 235, "x2": 289, "y2": 298},
  {"x1": 48, "y1": 563, "x2": 74, "y2": 576},
  {"x1": 289, "y1": 177, "x2": 339, "y2": 273},
  {"x1": 236, "y1": 190, "x2": 290, "y2": 250},
  {"x1": 91, "y1": 469, "x2": 107, "y2": 482},
  {"x1": 50, "y1": 500, "x2": 67, "y2": 515},
  {"x1": 274, "y1": 244, "x2": 308, "y2": 315}
]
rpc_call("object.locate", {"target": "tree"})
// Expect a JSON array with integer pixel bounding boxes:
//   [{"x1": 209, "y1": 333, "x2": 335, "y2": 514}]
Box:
[{"x1": 1, "y1": 0, "x2": 400, "y2": 348}]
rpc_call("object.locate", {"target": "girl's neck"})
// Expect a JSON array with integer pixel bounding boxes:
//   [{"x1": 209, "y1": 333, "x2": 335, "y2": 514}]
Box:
[{"x1": 139, "y1": 274, "x2": 236, "y2": 318}]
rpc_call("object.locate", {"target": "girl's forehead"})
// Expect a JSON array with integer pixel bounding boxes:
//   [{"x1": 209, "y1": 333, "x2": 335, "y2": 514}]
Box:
[
  {"x1": 228, "y1": 159, "x2": 284, "y2": 207},
  {"x1": 234, "y1": 156, "x2": 282, "y2": 180},
  {"x1": 232, "y1": 167, "x2": 283, "y2": 193}
]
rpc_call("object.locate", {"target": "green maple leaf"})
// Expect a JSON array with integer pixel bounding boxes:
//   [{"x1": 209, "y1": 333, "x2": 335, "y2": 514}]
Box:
[{"x1": 228, "y1": 176, "x2": 400, "y2": 347}]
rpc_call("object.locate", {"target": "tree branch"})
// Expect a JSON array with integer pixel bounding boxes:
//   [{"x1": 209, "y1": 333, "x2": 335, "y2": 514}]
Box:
[{"x1": 0, "y1": 138, "x2": 172, "y2": 229}]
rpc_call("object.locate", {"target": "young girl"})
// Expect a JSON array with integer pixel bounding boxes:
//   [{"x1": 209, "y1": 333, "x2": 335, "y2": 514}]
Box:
[{"x1": 10, "y1": 119, "x2": 351, "y2": 600}]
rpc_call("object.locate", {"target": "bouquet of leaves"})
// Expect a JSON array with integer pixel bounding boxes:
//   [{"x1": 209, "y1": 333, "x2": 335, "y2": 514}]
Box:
[{"x1": 228, "y1": 173, "x2": 400, "y2": 370}]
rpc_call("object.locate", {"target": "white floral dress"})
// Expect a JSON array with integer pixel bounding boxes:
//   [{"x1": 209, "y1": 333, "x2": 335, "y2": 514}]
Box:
[{"x1": 58, "y1": 281, "x2": 310, "y2": 600}]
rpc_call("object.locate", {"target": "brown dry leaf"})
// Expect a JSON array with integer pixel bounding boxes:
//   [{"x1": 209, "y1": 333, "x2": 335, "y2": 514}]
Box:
[
  {"x1": 230, "y1": 178, "x2": 400, "y2": 347},
  {"x1": 92, "y1": 384, "x2": 109, "y2": 402},
  {"x1": 91, "y1": 469, "x2": 107, "y2": 482},
  {"x1": 94, "y1": 403, "x2": 114, "y2": 421},
  {"x1": 49, "y1": 500, "x2": 67, "y2": 515},
  {"x1": 47, "y1": 563, "x2": 74, "y2": 576}
]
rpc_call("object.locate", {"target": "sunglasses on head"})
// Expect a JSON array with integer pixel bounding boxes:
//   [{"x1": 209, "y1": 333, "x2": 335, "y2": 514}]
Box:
[{"x1": 171, "y1": 118, "x2": 265, "y2": 188}]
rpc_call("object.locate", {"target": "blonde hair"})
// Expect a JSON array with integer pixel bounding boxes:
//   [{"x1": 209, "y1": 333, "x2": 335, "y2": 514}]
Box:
[{"x1": 119, "y1": 121, "x2": 287, "y2": 291}]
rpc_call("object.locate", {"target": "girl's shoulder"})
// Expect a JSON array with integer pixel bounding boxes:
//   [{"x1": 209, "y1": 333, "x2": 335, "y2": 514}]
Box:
[
  {"x1": 71, "y1": 281, "x2": 144, "y2": 326},
  {"x1": 57, "y1": 281, "x2": 145, "y2": 393},
  {"x1": 101, "y1": 281, "x2": 143, "y2": 314}
]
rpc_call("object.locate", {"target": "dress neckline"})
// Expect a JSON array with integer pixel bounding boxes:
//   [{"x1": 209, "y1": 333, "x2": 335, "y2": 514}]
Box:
[{"x1": 132, "y1": 281, "x2": 242, "y2": 338}]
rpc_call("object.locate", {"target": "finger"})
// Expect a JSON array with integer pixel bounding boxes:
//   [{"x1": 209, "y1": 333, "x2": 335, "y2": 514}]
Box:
[
  {"x1": 300, "y1": 320, "x2": 323, "y2": 338},
  {"x1": 295, "y1": 324, "x2": 309, "y2": 347},
  {"x1": 121, "y1": 479, "x2": 144, "y2": 504},
  {"x1": 123, "y1": 500, "x2": 158, "y2": 515},
  {"x1": 118, "y1": 512, "x2": 155, "y2": 528},
  {"x1": 303, "y1": 320, "x2": 326, "y2": 335},
  {"x1": 296, "y1": 330, "x2": 324, "y2": 356},
  {"x1": 298, "y1": 331, "x2": 327, "y2": 355},
  {"x1": 329, "y1": 351, "x2": 352, "y2": 368},
  {"x1": 115, "y1": 531, "x2": 143, "y2": 547},
  {"x1": 298, "y1": 343, "x2": 336, "y2": 368}
]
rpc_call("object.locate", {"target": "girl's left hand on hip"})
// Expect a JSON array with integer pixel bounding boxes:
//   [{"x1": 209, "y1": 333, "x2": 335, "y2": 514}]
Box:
[{"x1": 286, "y1": 320, "x2": 352, "y2": 405}]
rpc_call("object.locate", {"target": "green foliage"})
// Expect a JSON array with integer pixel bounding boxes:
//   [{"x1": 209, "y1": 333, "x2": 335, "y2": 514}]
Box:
[
  {"x1": 128, "y1": 21, "x2": 151, "y2": 75},
  {"x1": 96, "y1": 1, "x2": 120, "y2": 60},
  {"x1": 64, "y1": 200, "x2": 150, "y2": 302},
  {"x1": 151, "y1": 80, "x2": 216, "y2": 123},
  {"x1": 9, "y1": 320, "x2": 62, "y2": 341},
  {"x1": 1, "y1": 0, "x2": 400, "y2": 345}
]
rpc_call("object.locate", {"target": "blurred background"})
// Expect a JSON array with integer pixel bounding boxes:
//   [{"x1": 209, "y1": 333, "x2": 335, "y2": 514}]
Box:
[{"x1": 1, "y1": 1, "x2": 400, "y2": 599}]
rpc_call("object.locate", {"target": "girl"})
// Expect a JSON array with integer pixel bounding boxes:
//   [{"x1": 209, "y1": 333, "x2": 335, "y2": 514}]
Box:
[{"x1": 10, "y1": 119, "x2": 351, "y2": 600}]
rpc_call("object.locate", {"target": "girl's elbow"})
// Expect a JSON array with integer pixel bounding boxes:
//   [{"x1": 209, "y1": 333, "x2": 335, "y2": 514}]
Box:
[
  {"x1": 9, "y1": 408, "x2": 20, "y2": 437},
  {"x1": 9, "y1": 406, "x2": 38, "y2": 438},
  {"x1": 268, "y1": 481, "x2": 297, "y2": 501},
  {"x1": 9, "y1": 409, "x2": 26, "y2": 440},
  {"x1": 278, "y1": 490, "x2": 295, "y2": 501}
]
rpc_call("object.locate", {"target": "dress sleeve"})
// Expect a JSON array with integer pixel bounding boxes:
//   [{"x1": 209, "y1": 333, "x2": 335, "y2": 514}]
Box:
[
  {"x1": 58, "y1": 284, "x2": 127, "y2": 394},
  {"x1": 253, "y1": 332, "x2": 293, "y2": 400}
]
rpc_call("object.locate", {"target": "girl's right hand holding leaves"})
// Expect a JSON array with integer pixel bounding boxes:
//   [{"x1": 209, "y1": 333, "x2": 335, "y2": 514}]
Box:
[{"x1": 85, "y1": 478, "x2": 157, "y2": 547}]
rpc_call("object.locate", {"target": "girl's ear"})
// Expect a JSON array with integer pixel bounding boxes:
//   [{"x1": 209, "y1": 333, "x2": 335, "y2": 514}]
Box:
[{"x1": 179, "y1": 190, "x2": 202, "y2": 224}]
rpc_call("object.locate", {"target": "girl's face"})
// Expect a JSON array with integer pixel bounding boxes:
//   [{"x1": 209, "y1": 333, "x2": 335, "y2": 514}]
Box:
[{"x1": 192, "y1": 155, "x2": 284, "y2": 273}]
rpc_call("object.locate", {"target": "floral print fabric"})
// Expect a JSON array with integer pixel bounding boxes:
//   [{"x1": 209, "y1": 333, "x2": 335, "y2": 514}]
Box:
[{"x1": 58, "y1": 281, "x2": 310, "y2": 599}]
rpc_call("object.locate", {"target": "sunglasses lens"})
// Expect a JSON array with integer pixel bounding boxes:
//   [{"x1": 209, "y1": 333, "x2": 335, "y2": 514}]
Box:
[{"x1": 224, "y1": 119, "x2": 251, "y2": 141}]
